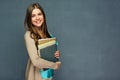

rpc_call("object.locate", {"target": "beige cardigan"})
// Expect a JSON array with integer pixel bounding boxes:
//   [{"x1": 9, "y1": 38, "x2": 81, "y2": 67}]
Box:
[{"x1": 24, "y1": 31, "x2": 58, "y2": 80}]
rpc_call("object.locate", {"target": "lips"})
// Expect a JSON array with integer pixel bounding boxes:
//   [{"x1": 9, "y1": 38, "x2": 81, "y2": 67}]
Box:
[
  {"x1": 35, "y1": 20, "x2": 41, "y2": 24},
  {"x1": 32, "y1": 19, "x2": 44, "y2": 27}
]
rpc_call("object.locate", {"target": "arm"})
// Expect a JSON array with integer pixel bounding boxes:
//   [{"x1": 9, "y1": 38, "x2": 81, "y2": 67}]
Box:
[{"x1": 24, "y1": 31, "x2": 58, "y2": 69}]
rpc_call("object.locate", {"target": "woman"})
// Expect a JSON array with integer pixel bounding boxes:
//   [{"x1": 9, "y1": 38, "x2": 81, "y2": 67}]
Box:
[{"x1": 24, "y1": 3, "x2": 61, "y2": 80}]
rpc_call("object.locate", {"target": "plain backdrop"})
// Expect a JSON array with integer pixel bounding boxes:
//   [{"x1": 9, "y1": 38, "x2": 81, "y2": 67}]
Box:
[{"x1": 0, "y1": 0, "x2": 120, "y2": 80}]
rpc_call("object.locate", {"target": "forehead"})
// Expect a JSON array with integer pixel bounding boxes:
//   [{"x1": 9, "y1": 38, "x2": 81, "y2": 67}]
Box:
[{"x1": 32, "y1": 8, "x2": 42, "y2": 14}]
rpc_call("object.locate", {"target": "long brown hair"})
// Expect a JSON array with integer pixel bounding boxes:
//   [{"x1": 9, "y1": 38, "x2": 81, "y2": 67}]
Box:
[{"x1": 24, "y1": 3, "x2": 51, "y2": 47}]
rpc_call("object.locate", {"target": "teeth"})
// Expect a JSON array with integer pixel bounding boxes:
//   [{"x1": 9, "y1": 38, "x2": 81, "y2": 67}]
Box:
[{"x1": 36, "y1": 21, "x2": 41, "y2": 23}]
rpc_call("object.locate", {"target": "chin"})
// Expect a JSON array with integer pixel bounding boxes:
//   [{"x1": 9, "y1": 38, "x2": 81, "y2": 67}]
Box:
[{"x1": 34, "y1": 24, "x2": 42, "y2": 27}]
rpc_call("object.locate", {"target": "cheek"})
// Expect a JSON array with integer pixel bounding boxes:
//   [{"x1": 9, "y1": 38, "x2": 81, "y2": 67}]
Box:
[
  {"x1": 31, "y1": 17, "x2": 35, "y2": 22},
  {"x1": 31, "y1": 18, "x2": 35, "y2": 25},
  {"x1": 41, "y1": 15, "x2": 44, "y2": 20}
]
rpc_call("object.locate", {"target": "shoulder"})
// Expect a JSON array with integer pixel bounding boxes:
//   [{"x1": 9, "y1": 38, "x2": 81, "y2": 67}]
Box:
[
  {"x1": 24, "y1": 31, "x2": 31, "y2": 39},
  {"x1": 24, "y1": 31, "x2": 35, "y2": 43}
]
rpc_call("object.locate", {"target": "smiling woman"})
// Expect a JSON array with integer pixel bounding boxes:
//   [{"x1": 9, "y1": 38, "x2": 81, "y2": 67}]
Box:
[
  {"x1": 31, "y1": 8, "x2": 44, "y2": 28},
  {"x1": 24, "y1": 3, "x2": 61, "y2": 80}
]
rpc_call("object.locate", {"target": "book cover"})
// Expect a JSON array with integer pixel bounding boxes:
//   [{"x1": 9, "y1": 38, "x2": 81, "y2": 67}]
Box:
[{"x1": 38, "y1": 37, "x2": 58, "y2": 62}]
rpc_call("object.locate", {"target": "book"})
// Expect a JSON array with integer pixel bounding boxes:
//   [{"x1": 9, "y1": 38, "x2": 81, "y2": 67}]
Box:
[{"x1": 38, "y1": 37, "x2": 58, "y2": 62}]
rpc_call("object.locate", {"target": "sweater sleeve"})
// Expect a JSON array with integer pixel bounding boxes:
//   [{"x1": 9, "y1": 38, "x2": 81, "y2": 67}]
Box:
[{"x1": 24, "y1": 31, "x2": 57, "y2": 69}]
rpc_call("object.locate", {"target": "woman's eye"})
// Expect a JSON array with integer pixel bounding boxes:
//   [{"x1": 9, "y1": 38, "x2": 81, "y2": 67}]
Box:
[
  {"x1": 38, "y1": 13, "x2": 42, "y2": 16},
  {"x1": 32, "y1": 15, "x2": 35, "y2": 17}
]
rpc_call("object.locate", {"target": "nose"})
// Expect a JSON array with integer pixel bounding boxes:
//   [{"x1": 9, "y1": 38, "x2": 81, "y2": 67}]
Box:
[{"x1": 36, "y1": 15, "x2": 40, "y2": 20}]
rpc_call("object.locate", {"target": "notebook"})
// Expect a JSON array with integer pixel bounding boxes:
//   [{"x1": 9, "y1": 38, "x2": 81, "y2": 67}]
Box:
[{"x1": 38, "y1": 37, "x2": 58, "y2": 62}]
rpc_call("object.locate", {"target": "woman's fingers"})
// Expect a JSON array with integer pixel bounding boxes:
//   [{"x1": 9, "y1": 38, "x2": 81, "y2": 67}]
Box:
[{"x1": 54, "y1": 50, "x2": 60, "y2": 58}]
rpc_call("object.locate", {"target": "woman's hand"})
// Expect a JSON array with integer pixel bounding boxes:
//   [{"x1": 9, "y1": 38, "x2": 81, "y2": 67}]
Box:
[
  {"x1": 56, "y1": 61, "x2": 61, "y2": 69},
  {"x1": 53, "y1": 51, "x2": 61, "y2": 70},
  {"x1": 52, "y1": 61, "x2": 61, "y2": 70},
  {"x1": 54, "y1": 50, "x2": 60, "y2": 58}
]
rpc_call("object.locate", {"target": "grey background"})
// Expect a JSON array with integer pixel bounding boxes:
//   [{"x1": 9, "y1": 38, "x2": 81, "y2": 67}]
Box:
[{"x1": 0, "y1": 0, "x2": 120, "y2": 80}]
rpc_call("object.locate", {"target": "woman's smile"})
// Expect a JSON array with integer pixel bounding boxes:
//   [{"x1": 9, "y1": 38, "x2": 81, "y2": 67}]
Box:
[{"x1": 31, "y1": 8, "x2": 44, "y2": 28}]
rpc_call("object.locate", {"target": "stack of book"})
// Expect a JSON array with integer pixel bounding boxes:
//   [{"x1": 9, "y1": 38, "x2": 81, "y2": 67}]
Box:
[{"x1": 38, "y1": 37, "x2": 58, "y2": 62}]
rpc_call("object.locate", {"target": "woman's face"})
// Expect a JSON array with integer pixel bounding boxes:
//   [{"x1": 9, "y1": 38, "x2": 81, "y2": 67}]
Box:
[{"x1": 31, "y1": 8, "x2": 44, "y2": 28}]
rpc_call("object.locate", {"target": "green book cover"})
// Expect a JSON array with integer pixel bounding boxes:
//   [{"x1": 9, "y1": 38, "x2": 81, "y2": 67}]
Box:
[{"x1": 38, "y1": 37, "x2": 58, "y2": 62}]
